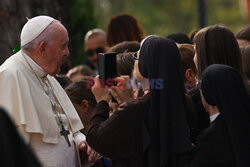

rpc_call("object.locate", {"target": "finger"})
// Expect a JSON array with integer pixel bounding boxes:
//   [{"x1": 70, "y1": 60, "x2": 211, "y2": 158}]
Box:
[
  {"x1": 92, "y1": 152, "x2": 99, "y2": 162},
  {"x1": 87, "y1": 144, "x2": 92, "y2": 155},
  {"x1": 91, "y1": 76, "x2": 99, "y2": 90},
  {"x1": 119, "y1": 75, "x2": 130, "y2": 86},
  {"x1": 92, "y1": 152, "x2": 99, "y2": 163},
  {"x1": 111, "y1": 88, "x2": 124, "y2": 103},
  {"x1": 110, "y1": 89, "x2": 122, "y2": 104},
  {"x1": 79, "y1": 141, "x2": 87, "y2": 151},
  {"x1": 120, "y1": 75, "x2": 130, "y2": 80},
  {"x1": 110, "y1": 85, "x2": 124, "y2": 97},
  {"x1": 113, "y1": 77, "x2": 126, "y2": 86},
  {"x1": 113, "y1": 81, "x2": 124, "y2": 90},
  {"x1": 88, "y1": 149, "x2": 95, "y2": 162},
  {"x1": 93, "y1": 75, "x2": 104, "y2": 89}
]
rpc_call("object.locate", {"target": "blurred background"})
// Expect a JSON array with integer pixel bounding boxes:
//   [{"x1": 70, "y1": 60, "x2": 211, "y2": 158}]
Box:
[{"x1": 0, "y1": 0, "x2": 250, "y2": 66}]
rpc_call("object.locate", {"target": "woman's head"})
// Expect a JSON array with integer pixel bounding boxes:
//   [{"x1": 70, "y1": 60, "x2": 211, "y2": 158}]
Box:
[
  {"x1": 55, "y1": 75, "x2": 72, "y2": 89},
  {"x1": 65, "y1": 77, "x2": 97, "y2": 132},
  {"x1": 137, "y1": 36, "x2": 191, "y2": 163},
  {"x1": 201, "y1": 64, "x2": 248, "y2": 110},
  {"x1": 107, "y1": 14, "x2": 145, "y2": 47},
  {"x1": 116, "y1": 52, "x2": 135, "y2": 77},
  {"x1": 200, "y1": 64, "x2": 250, "y2": 166},
  {"x1": 138, "y1": 36, "x2": 183, "y2": 80},
  {"x1": 178, "y1": 44, "x2": 197, "y2": 91},
  {"x1": 107, "y1": 41, "x2": 140, "y2": 53},
  {"x1": 194, "y1": 25, "x2": 242, "y2": 79},
  {"x1": 240, "y1": 45, "x2": 250, "y2": 81},
  {"x1": 167, "y1": 32, "x2": 192, "y2": 44},
  {"x1": 240, "y1": 45, "x2": 250, "y2": 94},
  {"x1": 67, "y1": 65, "x2": 93, "y2": 81},
  {"x1": 236, "y1": 26, "x2": 250, "y2": 47}
]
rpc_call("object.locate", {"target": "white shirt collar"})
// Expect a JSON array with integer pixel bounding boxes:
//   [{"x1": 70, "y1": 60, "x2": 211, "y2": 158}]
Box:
[
  {"x1": 210, "y1": 113, "x2": 220, "y2": 123},
  {"x1": 21, "y1": 50, "x2": 47, "y2": 78}
]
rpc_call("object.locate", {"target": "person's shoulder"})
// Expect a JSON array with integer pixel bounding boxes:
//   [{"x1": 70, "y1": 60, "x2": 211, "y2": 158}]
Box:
[
  {"x1": 210, "y1": 115, "x2": 227, "y2": 132},
  {"x1": 199, "y1": 115, "x2": 226, "y2": 139},
  {"x1": 0, "y1": 52, "x2": 23, "y2": 74}
]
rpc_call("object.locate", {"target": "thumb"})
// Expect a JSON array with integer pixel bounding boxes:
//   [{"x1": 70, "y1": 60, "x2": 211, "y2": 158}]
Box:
[
  {"x1": 93, "y1": 75, "x2": 100, "y2": 88},
  {"x1": 79, "y1": 141, "x2": 87, "y2": 151}
]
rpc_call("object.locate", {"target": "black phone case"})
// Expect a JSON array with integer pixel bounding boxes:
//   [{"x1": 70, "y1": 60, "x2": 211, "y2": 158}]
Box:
[{"x1": 98, "y1": 52, "x2": 117, "y2": 86}]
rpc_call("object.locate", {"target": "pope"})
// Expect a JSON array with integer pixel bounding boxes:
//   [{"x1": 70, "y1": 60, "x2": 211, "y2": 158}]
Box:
[{"x1": 0, "y1": 16, "x2": 99, "y2": 167}]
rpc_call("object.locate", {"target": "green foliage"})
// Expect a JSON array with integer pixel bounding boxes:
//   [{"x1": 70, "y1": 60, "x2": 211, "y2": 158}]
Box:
[
  {"x1": 93, "y1": 0, "x2": 249, "y2": 38},
  {"x1": 206, "y1": 0, "x2": 248, "y2": 33},
  {"x1": 70, "y1": 0, "x2": 97, "y2": 65},
  {"x1": 13, "y1": 44, "x2": 21, "y2": 54}
]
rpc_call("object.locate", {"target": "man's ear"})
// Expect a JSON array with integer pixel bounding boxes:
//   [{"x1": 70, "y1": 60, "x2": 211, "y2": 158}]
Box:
[
  {"x1": 37, "y1": 41, "x2": 46, "y2": 57},
  {"x1": 81, "y1": 100, "x2": 89, "y2": 113},
  {"x1": 185, "y1": 69, "x2": 195, "y2": 82}
]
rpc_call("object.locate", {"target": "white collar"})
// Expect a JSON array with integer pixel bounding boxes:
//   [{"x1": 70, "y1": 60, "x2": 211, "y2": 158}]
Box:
[
  {"x1": 21, "y1": 50, "x2": 47, "y2": 78},
  {"x1": 210, "y1": 113, "x2": 220, "y2": 123}
]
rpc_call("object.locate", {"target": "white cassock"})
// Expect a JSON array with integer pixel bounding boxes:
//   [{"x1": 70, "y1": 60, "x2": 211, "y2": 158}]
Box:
[{"x1": 0, "y1": 50, "x2": 85, "y2": 167}]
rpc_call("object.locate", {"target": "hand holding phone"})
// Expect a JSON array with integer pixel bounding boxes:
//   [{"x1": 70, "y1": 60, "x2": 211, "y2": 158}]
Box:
[{"x1": 109, "y1": 76, "x2": 134, "y2": 105}]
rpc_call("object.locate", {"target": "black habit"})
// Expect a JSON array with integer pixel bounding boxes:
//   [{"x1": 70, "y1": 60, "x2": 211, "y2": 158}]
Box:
[
  {"x1": 191, "y1": 114, "x2": 236, "y2": 167},
  {"x1": 193, "y1": 64, "x2": 250, "y2": 167},
  {"x1": 138, "y1": 36, "x2": 191, "y2": 167}
]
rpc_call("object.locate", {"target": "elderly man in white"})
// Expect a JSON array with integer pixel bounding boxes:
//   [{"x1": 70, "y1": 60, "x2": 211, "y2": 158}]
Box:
[{"x1": 0, "y1": 16, "x2": 98, "y2": 167}]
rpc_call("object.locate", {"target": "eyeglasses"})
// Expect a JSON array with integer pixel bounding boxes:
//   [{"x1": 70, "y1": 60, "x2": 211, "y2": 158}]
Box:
[
  {"x1": 86, "y1": 47, "x2": 104, "y2": 57},
  {"x1": 132, "y1": 52, "x2": 139, "y2": 60}
]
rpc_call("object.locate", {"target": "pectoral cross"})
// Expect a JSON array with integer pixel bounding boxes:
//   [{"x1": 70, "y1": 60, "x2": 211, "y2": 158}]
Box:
[{"x1": 60, "y1": 125, "x2": 71, "y2": 147}]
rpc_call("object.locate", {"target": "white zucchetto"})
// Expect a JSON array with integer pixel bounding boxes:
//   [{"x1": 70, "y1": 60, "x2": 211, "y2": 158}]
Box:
[{"x1": 21, "y1": 15, "x2": 55, "y2": 46}]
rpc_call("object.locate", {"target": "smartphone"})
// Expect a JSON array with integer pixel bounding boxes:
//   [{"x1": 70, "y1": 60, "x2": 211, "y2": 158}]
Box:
[{"x1": 98, "y1": 52, "x2": 118, "y2": 86}]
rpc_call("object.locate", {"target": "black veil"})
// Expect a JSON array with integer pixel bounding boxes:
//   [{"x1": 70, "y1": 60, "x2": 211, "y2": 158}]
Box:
[
  {"x1": 201, "y1": 64, "x2": 250, "y2": 167},
  {"x1": 139, "y1": 36, "x2": 191, "y2": 166}
]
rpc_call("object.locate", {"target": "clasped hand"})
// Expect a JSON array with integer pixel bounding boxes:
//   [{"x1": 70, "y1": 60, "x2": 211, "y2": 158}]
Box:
[{"x1": 91, "y1": 75, "x2": 134, "y2": 105}]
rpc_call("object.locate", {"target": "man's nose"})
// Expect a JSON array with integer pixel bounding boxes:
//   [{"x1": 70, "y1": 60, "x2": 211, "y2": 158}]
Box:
[{"x1": 65, "y1": 48, "x2": 70, "y2": 57}]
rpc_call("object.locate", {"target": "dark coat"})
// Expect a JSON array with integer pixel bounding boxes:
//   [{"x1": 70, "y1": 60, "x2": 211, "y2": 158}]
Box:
[
  {"x1": 191, "y1": 114, "x2": 237, "y2": 167},
  {"x1": 0, "y1": 108, "x2": 41, "y2": 167},
  {"x1": 87, "y1": 95, "x2": 150, "y2": 167}
]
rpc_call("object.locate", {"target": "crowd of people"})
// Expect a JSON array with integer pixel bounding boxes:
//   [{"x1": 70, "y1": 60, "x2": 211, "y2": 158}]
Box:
[{"x1": 0, "y1": 13, "x2": 250, "y2": 167}]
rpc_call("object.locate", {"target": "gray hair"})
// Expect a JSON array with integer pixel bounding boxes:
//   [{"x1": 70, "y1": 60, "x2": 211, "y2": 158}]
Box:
[{"x1": 84, "y1": 28, "x2": 106, "y2": 42}]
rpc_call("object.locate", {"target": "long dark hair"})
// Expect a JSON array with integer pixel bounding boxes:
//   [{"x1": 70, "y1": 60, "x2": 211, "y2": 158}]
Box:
[
  {"x1": 240, "y1": 45, "x2": 250, "y2": 94},
  {"x1": 194, "y1": 25, "x2": 242, "y2": 79},
  {"x1": 107, "y1": 14, "x2": 145, "y2": 47}
]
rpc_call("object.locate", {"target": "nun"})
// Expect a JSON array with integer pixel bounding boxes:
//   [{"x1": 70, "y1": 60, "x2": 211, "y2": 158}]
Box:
[
  {"x1": 192, "y1": 64, "x2": 250, "y2": 167},
  {"x1": 87, "y1": 36, "x2": 191, "y2": 167}
]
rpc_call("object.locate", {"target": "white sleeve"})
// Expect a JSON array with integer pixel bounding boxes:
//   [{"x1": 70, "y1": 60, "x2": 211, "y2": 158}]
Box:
[{"x1": 73, "y1": 131, "x2": 86, "y2": 148}]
